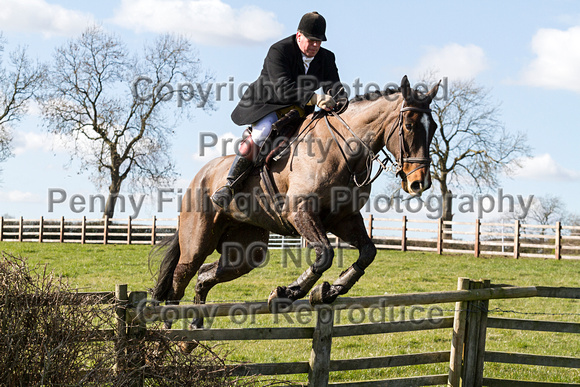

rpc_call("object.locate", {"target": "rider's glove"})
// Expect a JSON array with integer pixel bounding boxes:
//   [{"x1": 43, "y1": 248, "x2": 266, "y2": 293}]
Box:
[{"x1": 308, "y1": 93, "x2": 336, "y2": 111}]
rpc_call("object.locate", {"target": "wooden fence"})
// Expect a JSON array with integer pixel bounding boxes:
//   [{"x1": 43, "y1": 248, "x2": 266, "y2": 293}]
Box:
[
  {"x1": 0, "y1": 216, "x2": 175, "y2": 245},
  {"x1": 364, "y1": 215, "x2": 580, "y2": 260},
  {"x1": 1, "y1": 215, "x2": 579, "y2": 259},
  {"x1": 0, "y1": 215, "x2": 301, "y2": 249},
  {"x1": 88, "y1": 278, "x2": 579, "y2": 386}
]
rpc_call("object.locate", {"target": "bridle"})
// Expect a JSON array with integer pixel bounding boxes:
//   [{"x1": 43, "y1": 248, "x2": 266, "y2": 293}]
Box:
[
  {"x1": 323, "y1": 100, "x2": 433, "y2": 187},
  {"x1": 386, "y1": 102, "x2": 433, "y2": 181}
]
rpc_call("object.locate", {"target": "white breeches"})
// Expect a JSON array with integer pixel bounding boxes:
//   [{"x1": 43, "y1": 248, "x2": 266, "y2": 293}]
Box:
[{"x1": 251, "y1": 112, "x2": 278, "y2": 146}]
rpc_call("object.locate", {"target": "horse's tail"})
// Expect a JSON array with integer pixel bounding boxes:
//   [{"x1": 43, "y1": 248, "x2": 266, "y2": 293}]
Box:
[{"x1": 150, "y1": 232, "x2": 180, "y2": 302}]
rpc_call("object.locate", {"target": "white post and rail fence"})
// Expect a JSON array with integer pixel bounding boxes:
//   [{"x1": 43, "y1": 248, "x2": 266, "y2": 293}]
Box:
[{"x1": 1, "y1": 215, "x2": 578, "y2": 259}]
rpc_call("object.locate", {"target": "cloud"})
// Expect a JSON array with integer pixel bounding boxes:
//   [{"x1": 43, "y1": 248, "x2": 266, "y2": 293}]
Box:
[
  {"x1": 12, "y1": 131, "x2": 67, "y2": 155},
  {"x1": 111, "y1": 0, "x2": 284, "y2": 46},
  {"x1": 413, "y1": 43, "x2": 488, "y2": 80},
  {"x1": 512, "y1": 153, "x2": 580, "y2": 181},
  {"x1": 0, "y1": 190, "x2": 41, "y2": 203},
  {"x1": 0, "y1": 0, "x2": 94, "y2": 38},
  {"x1": 519, "y1": 26, "x2": 580, "y2": 93}
]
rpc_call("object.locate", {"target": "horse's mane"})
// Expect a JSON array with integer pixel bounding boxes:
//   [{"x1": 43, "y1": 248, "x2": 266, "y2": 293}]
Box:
[{"x1": 349, "y1": 87, "x2": 400, "y2": 104}]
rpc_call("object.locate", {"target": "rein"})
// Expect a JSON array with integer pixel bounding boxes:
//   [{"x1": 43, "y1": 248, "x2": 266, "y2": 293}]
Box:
[
  {"x1": 324, "y1": 102, "x2": 432, "y2": 187},
  {"x1": 324, "y1": 111, "x2": 393, "y2": 187}
]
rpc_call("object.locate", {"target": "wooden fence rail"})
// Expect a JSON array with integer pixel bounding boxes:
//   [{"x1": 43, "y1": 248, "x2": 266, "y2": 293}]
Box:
[
  {"x1": 1, "y1": 215, "x2": 579, "y2": 259},
  {"x1": 95, "y1": 279, "x2": 579, "y2": 386}
]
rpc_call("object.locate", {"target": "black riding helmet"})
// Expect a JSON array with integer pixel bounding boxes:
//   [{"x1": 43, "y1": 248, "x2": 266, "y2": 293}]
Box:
[{"x1": 297, "y1": 11, "x2": 327, "y2": 41}]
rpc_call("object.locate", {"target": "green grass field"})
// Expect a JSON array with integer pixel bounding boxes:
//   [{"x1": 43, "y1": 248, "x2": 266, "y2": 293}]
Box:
[{"x1": 1, "y1": 241, "x2": 579, "y2": 385}]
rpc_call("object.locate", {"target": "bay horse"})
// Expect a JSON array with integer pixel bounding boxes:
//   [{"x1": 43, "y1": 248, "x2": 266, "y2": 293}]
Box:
[{"x1": 152, "y1": 75, "x2": 439, "y2": 330}]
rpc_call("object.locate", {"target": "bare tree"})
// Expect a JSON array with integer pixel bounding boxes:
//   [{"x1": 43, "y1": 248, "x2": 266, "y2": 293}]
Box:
[
  {"x1": 526, "y1": 194, "x2": 566, "y2": 226},
  {"x1": 567, "y1": 213, "x2": 580, "y2": 238},
  {"x1": 499, "y1": 193, "x2": 566, "y2": 230},
  {"x1": 429, "y1": 78, "x2": 530, "y2": 226},
  {"x1": 0, "y1": 33, "x2": 46, "y2": 174},
  {"x1": 40, "y1": 26, "x2": 212, "y2": 218},
  {"x1": 521, "y1": 194, "x2": 567, "y2": 254}
]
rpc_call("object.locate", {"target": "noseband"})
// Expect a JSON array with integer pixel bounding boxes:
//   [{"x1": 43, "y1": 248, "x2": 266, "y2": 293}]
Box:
[{"x1": 387, "y1": 102, "x2": 433, "y2": 180}]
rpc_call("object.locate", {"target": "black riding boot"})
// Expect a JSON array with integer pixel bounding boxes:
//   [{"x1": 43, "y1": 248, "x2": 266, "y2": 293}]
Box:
[{"x1": 211, "y1": 155, "x2": 253, "y2": 209}]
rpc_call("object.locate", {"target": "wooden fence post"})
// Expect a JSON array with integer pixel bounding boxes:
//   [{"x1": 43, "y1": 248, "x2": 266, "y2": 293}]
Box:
[
  {"x1": 555, "y1": 221, "x2": 562, "y2": 260},
  {"x1": 437, "y1": 217, "x2": 443, "y2": 255},
  {"x1": 127, "y1": 216, "x2": 132, "y2": 245},
  {"x1": 151, "y1": 216, "x2": 157, "y2": 245},
  {"x1": 103, "y1": 215, "x2": 109, "y2": 245},
  {"x1": 401, "y1": 216, "x2": 407, "y2": 252},
  {"x1": 18, "y1": 216, "x2": 23, "y2": 242},
  {"x1": 0, "y1": 216, "x2": 3, "y2": 242},
  {"x1": 38, "y1": 216, "x2": 44, "y2": 243},
  {"x1": 81, "y1": 216, "x2": 86, "y2": 244},
  {"x1": 115, "y1": 284, "x2": 129, "y2": 374},
  {"x1": 513, "y1": 220, "x2": 520, "y2": 259},
  {"x1": 448, "y1": 277, "x2": 470, "y2": 387},
  {"x1": 461, "y1": 279, "x2": 490, "y2": 386},
  {"x1": 60, "y1": 216, "x2": 65, "y2": 243},
  {"x1": 367, "y1": 214, "x2": 373, "y2": 239},
  {"x1": 474, "y1": 219, "x2": 480, "y2": 258},
  {"x1": 474, "y1": 279, "x2": 490, "y2": 387},
  {"x1": 308, "y1": 305, "x2": 334, "y2": 387},
  {"x1": 127, "y1": 290, "x2": 147, "y2": 387},
  {"x1": 462, "y1": 280, "x2": 481, "y2": 385}
]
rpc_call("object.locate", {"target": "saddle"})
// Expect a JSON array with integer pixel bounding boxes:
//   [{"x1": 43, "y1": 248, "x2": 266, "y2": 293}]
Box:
[
  {"x1": 241, "y1": 101, "x2": 347, "y2": 228},
  {"x1": 248, "y1": 109, "x2": 304, "y2": 171},
  {"x1": 235, "y1": 109, "x2": 304, "y2": 227}
]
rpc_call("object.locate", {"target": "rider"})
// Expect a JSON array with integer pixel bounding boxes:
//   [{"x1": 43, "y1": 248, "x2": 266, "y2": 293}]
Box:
[{"x1": 211, "y1": 11, "x2": 345, "y2": 209}]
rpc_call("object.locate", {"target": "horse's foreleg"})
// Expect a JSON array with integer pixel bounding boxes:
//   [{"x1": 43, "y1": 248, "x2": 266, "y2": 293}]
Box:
[
  {"x1": 268, "y1": 207, "x2": 333, "y2": 311},
  {"x1": 310, "y1": 212, "x2": 377, "y2": 305}
]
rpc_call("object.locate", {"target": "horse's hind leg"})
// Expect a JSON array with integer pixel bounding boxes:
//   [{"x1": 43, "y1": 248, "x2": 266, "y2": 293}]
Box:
[
  {"x1": 310, "y1": 212, "x2": 377, "y2": 304},
  {"x1": 163, "y1": 210, "x2": 222, "y2": 330},
  {"x1": 190, "y1": 225, "x2": 269, "y2": 329},
  {"x1": 268, "y1": 202, "x2": 334, "y2": 310}
]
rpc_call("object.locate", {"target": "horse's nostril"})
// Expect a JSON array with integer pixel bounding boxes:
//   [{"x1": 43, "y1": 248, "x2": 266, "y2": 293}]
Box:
[{"x1": 410, "y1": 181, "x2": 423, "y2": 193}]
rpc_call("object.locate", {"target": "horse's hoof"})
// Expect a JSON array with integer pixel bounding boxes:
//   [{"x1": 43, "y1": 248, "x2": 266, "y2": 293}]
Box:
[
  {"x1": 190, "y1": 318, "x2": 203, "y2": 330},
  {"x1": 309, "y1": 282, "x2": 339, "y2": 305},
  {"x1": 309, "y1": 282, "x2": 330, "y2": 305},
  {"x1": 268, "y1": 286, "x2": 293, "y2": 313},
  {"x1": 178, "y1": 340, "x2": 199, "y2": 354}
]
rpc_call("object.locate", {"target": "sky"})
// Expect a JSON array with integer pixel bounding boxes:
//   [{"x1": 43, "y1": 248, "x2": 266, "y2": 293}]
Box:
[{"x1": 1, "y1": 0, "x2": 580, "y2": 223}]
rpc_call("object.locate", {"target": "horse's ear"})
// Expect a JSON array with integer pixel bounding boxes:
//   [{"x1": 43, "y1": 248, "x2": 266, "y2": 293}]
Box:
[
  {"x1": 426, "y1": 80, "x2": 441, "y2": 102},
  {"x1": 401, "y1": 75, "x2": 411, "y2": 102}
]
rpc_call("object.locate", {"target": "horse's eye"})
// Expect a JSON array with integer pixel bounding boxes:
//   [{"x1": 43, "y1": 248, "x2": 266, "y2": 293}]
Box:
[{"x1": 405, "y1": 123, "x2": 413, "y2": 131}]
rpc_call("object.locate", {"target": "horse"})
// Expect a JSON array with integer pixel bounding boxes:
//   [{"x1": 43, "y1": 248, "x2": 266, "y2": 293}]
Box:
[{"x1": 151, "y1": 75, "x2": 439, "y2": 331}]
